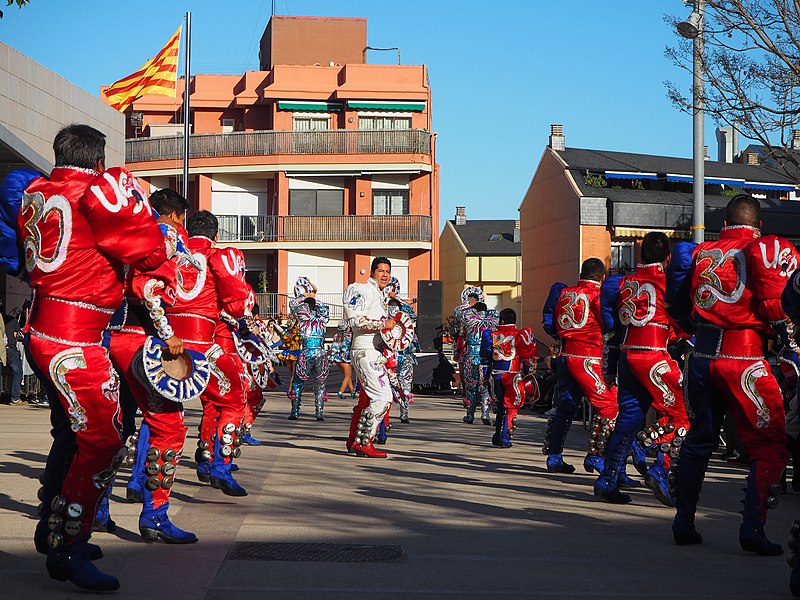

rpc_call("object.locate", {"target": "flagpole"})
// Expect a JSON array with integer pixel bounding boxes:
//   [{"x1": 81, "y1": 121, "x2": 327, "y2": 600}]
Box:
[{"x1": 182, "y1": 11, "x2": 191, "y2": 199}]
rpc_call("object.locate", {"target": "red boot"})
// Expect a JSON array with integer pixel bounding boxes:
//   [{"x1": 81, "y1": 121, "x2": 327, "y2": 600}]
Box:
[{"x1": 353, "y1": 441, "x2": 387, "y2": 458}]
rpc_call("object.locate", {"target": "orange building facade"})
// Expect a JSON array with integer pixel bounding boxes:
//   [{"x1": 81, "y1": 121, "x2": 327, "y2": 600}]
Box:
[{"x1": 116, "y1": 15, "x2": 439, "y2": 318}]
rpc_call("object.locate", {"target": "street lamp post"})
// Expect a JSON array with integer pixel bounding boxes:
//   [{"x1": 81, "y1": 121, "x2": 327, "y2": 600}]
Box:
[{"x1": 678, "y1": 0, "x2": 705, "y2": 243}]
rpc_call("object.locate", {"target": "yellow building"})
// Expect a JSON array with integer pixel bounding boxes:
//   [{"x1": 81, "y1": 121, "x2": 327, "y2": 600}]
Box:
[{"x1": 439, "y1": 207, "x2": 521, "y2": 316}]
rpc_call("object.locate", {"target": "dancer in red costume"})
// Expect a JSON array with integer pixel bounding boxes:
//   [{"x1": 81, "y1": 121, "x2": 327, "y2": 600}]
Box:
[
  {"x1": 481, "y1": 307, "x2": 537, "y2": 448},
  {"x1": 21, "y1": 125, "x2": 168, "y2": 591},
  {"x1": 668, "y1": 194, "x2": 799, "y2": 554},
  {"x1": 168, "y1": 210, "x2": 254, "y2": 497},
  {"x1": 542, "y1": 258, "x2": 619, "y2": 475},
  {"x1": 108, "y1": 188, "x2": 200, "y2": 544}
]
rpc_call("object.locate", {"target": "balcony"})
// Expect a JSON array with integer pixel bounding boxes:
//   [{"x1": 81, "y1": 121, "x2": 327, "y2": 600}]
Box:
[
  {"x1": 126, "y1": 129, "x2": 432, "y2": 163},
  {"x1": 217, "y1": 214, "x2": 432, "y2": 244},
  {"x1": 256, "y1": 293, "x2": 344, "y2": 322}
]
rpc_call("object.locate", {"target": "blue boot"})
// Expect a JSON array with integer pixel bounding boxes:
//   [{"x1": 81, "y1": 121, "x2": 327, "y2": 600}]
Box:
[
  {"x1": 196, "y1": 460, "x2": 211, "y2": 484},
  {"x1": 240, "y1": 433, "x2": 262, "y2": 446},
  {"x1": 583, "y1": 454, "x2": 604, "y2": 474},
  {"x1": 375, "y1": 419, "x2": 388, "y2": 445},
  {"x1": 630, "y1": 437, "x2": 649, "y2": 477},
  {"x1": 92, "y1": 486, "x2": 116, "y2": 533},
  {"x1": 139, "y1": 502, "x2": 198, "y2": 544},
  {"x1": 209, "y1": 433, "x2": 247, "y2": 497},
  {"x1": 646, "y1": 463, "x2": 675, "y2": 507},
  {"x1": 618, "y1": 463, "x2": 642, "y2": 488},
  {"x1": 126, "y1": 423, "x2": 149, "y2": 503},
  {"x1": 46, "y1": 542, "x2": 119, "y2": 591},
  {"x1": 739, "y1": 462, "x2": 783, "y2": 556},
  {"x1": 673, "y1": 453, "x2": 707, "y2": 546},
  {"x1": 593, "y1": 476, "x2": 632, "y2": 504},
  {"x1": 593, "y1": 432, "x2": 632, "y2": 504},
  {"x1": 546, "y1": 454, "x2": 576, "y2": 473}
]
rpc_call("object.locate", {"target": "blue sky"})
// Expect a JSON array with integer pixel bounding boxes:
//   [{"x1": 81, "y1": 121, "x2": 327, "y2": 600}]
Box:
[{"x1": 1, "y1": 0, "x2": 707, "y2": 228}]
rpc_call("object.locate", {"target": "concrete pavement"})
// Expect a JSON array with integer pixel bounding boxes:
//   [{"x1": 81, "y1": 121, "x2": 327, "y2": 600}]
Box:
[{"x1": 0, "y1": 393, "x2": 797, "y2": 599}]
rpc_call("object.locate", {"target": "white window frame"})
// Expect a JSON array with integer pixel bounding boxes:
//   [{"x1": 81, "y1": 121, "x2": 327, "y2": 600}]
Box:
[
  {"x1": 221, "y1": 118, "x2": 235, "y2": 134},
  {"x1": 293, "y1": 113, "x2": 331, "y2": 131},
  {"x1": 611, "y1": 241, "x2": 635, "y2": 272}
]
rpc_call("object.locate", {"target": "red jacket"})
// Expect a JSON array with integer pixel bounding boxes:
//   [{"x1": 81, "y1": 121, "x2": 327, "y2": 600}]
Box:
[
  {"x1": 556, "y1": 279, "x2": 604, "y2": 357},
  {"x1": 21, "y1": 167, "x2": 166, "y2": 311}
]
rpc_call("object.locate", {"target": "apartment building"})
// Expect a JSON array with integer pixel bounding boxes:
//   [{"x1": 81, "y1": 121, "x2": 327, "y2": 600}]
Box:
[{"x1": 119, "y1": 15, "x2": 439, "y2": 319}]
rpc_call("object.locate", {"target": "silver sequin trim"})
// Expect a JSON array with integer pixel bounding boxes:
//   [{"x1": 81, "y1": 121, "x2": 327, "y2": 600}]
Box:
[
  {"x1": 29, "y1": 327, "x2": 102, "y2": 347},
  {"x1": 42, "y1": 296, "x2": 114, "y2": 314}
]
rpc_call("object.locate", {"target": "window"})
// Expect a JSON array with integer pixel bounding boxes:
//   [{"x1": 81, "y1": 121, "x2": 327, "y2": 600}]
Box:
[
  {"x1": 372, "y1": 190, "x2": 409, "y2": 216},
  {"x1": 289, "y1": 189, "x2": 344, "y2": 215},
  {"x1": 359, "y1": 115, "x2": 412, "y2": 130},
  {"x1": 611, "y1": 241, "x2": 634, "y2": 273},
  {"x1": 221, "y1": 118, "x2": 235, "y2": 134},
  {"x1": 293, "y1": 115, "x2": 330, "y2": 131}
]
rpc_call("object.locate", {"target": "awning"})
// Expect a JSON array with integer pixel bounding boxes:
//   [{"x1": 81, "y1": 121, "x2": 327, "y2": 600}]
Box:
[
  {"x1": 742, "y1": 181, "x2": 797, "y2": 191},
  {"x1": 604, "y1": 171, "x2": 657, "y2": 180},
  {"x1": 613, "y1": 226, "x2": 719, "y2": 241},
  {"x1": 277, "y1": 101, "x2": 343, "y2": 112},
  {"x1": 347, "y1": 100, "x2": 426, "y2": 111},
  {"x1": 667, "y1": 173, "x2": 746, "y2": 186},
  {"x1": 666, "y1": 173, "x2": 795, "y2": 191}
]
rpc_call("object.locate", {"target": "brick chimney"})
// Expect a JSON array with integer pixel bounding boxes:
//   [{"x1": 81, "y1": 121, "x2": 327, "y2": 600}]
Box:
[
  {"x1": 513, "y1": 219, "x2": 520, "y2": 243},
  {"x1": 747, "y1": 152, "x2": 760, "y2": 165},
  {"x1": 793, "y1": 130, "x2": 800, "y2": 151},
  {"x1": 548, "y1": 124, "x2": 565, "y2": 151},
  {"x1": 455, "y1": 206, "x2": 466, "y2": 226}
]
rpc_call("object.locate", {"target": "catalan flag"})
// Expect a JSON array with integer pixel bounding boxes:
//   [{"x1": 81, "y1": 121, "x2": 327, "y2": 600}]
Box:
[{"x1": 104, "y1": 25, "x2": 182, "y2": 112}]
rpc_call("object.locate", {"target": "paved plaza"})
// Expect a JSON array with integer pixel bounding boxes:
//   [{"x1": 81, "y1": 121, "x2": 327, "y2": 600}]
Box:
[{"x1": 0, "y1": 392, "x2": 797, "y2": 599}]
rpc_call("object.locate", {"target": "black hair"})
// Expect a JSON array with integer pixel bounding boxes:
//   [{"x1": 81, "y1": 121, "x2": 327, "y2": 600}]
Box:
[
  {"x1": 388, "y1": 298, "x2": 402, "y2": 308},
  {"x1": 252, "y1": 303, "x2": 260, "y2": 317},
  {"x1": 303, "y1": 297, "x2": 317, "y2": 310},
  {"x1": 53, "y1": 124, "x2": 106, "y2": 170},
  {"x1": 473, "y1": 302, "x2": 487, "y2": 312},
  {"x1": 150, "y1": 188, "x2": 189, "y2": 217},
  {"x1": 580, "y1": 258, "x2": 606, "y2": 281},
  {"x1": 187, "y1": 210, "x2": 218, "y2": 239},
  {"x1": 641, "y1": 231, "x2": 670, "y2": 264},
  {"x1": 371, "y1": 256, "x2": 391, "y2": 273},
  {"x1": 725, "y1": 193, "x2": 760, "y2": 227},
  {"x1": 499, "y1": 307, "x2": 516, "y2": 325}
]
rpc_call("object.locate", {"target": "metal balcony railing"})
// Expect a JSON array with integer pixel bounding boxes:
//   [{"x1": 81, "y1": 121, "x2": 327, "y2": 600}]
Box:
[
  {"x1": 217, "y1": 214, "x2": 432, "y2": 243},
  {"x1": 256, "y1": 292, "x2": 344, "y2": 322},
  {"x1": 126, "y1": 129, "x2": 432, "y2": 162}
]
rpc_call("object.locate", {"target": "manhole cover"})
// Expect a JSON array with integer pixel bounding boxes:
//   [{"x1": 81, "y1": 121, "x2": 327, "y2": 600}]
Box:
[{"x1": 226, "y1": 542, "x2": 406, "y2": 563}]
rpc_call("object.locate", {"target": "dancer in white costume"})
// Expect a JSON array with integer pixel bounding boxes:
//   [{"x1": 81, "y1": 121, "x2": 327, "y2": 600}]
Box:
[{"x1": 343, "y1": 257, "x2": 396, "y2": 458}]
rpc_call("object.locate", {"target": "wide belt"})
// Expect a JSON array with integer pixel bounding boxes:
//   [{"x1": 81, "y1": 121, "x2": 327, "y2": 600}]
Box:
[
  {"x1": 560, "y1": 338, "x2": 602, "y2": 359},
  {"x1": 166, "y1": 312, "x2": 216, "y2": 344},
  {"x1": 622, "y1": 323, "x2": 669, "y2": 351},
  {"x1": 29, "y1": 295, "x2": 115, "y2": 345},
  {"x1": 694, "y1": 324, "x2": 764, "y2": 359}
]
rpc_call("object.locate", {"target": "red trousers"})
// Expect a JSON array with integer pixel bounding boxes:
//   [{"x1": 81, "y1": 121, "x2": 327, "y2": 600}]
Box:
[
  {"x1": 108, "y1": 329, "x2": 187, "y2": 508},
  {"x1": 191, "y1": 342, "x2": 247, "y2": 465},
  {"x1": 562, "y1": 355, "x2": 618, "y2": 420},
  {"x1": 624, "y1": 350, "x2": 690, "y2": 468},
  {"x1": 28, "y1": 332, "x2": 122, "y2": 542}
]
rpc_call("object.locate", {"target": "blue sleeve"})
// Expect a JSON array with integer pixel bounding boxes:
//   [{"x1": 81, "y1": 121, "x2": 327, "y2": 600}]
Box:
[
  {"x1": 600, "y1": 274, "x2": 624, "y2": 332},
  {"x1": 782, "y1": 270, "x2": 800, "y2": 319},
  {"x1": 542, "y1": 282, "x2": 567, "y2": 338},
  {"x1": 480, "y1": 329, "x2": 493, "y2": 363},
  {"x1": 0, "y1": 168, "x2": 43, "y2": 276},
  {"x1": 666, "y1": 241, "x2": 697, "y2": 332}
]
